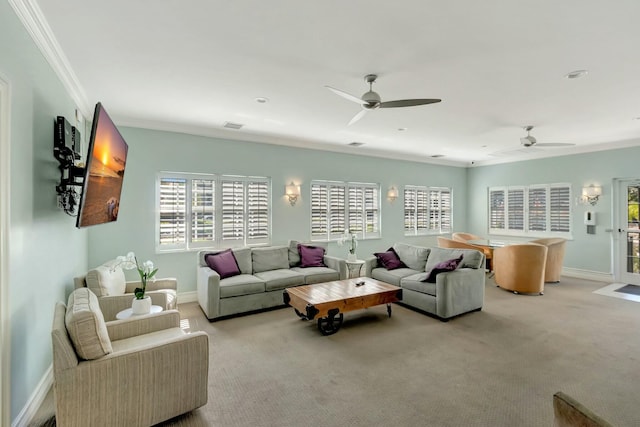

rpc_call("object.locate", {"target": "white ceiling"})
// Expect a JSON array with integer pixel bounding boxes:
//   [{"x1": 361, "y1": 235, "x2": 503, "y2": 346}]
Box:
[{"x1": 29, "y1": 0, "x2": 640, "y2": 166}]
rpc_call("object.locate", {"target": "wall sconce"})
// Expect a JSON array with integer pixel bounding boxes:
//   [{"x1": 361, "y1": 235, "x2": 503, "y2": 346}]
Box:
[
  {"x1": 580, "y1": 184, "x2": 602, "y2": 206},
  {"x1": 285, "y1": 182, "x2": 301, "y2": 206},
  {"x1": 387, "y1": 186, "x2": 399, "y2": 203}
]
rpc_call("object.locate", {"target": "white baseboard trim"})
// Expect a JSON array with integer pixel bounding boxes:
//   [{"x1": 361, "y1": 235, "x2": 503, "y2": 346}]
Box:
[
  {"x1": 12, "y1": 364, "x2": 53, "y2": 427},
  {"x1": 178, "y1": 291, "x2": 197, "y2": 304},
  {"x1": 561, "y1": 267, "x2": 614, "y2": 283}
]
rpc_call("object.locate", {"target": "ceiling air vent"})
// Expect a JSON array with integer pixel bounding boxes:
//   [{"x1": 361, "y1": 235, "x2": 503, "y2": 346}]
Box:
[
  {"x1": 223, "y1": 121, "x2": 244, "y2": 130},
  {"x1": 348, "y1": 142, "x2": 364, "y2": 147}
]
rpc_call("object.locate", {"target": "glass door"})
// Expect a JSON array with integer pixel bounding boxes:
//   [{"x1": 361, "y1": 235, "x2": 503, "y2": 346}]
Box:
[{"x1": 617, "y1": 180, "x2": 640, "y2": 285}]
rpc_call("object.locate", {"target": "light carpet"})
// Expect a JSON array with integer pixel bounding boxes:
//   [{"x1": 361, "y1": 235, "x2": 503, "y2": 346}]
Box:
[{"x1": 31, "y1": 275, "x2": 640, "y2": 426}]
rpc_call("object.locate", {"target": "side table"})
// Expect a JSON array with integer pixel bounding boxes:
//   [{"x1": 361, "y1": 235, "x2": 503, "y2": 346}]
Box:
[
  {"x1": 116, "y1": 305, "x2": 163, "y2": 320},
  {"x1": 345, "y1": 260, "x2": 365, "y2": 279}
]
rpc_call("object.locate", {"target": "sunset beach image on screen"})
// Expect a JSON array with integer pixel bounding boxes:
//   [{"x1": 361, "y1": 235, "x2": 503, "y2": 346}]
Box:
[{"x1": 76, "y1": 104, "x2": 128, "y2": 228}]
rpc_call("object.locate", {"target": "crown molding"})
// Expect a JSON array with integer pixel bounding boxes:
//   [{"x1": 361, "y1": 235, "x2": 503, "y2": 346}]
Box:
[{"x1": 9, "y1": 0, "x2": 90, "y2": 116}]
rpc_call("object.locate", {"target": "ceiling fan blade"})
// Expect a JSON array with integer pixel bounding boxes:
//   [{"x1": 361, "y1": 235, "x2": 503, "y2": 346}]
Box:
[
  {"x1": 325, "y1": 86, "x2": 367, "y2": 105},
  {"x1": 348, "y1": 109, "x2": 368, "y2": 126},
  {"x1": 379, "y1": 99, "x2": 442, "y2": 108},
  {"x1": 535, "y1": 143, "x2": 575, "y2": 147}
]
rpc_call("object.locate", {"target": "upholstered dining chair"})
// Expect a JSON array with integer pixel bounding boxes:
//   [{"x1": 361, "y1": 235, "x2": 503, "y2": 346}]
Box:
[
  {"x1": 52, "y1": 287, "x2": 209, "y2": 427},
  {"x1": 493, "y1": 243, "x2": 548, "y2": 295},
  {"x1": 530, "y1": 238, "x2": 567, "y2": 283},
  {"x1": 74, "y1": 259, "x2": 178, "y2": 321}
]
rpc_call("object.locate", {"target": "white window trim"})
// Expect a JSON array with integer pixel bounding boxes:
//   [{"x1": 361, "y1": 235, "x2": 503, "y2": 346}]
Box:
[
  {"x1": 488, "y1": 183, "x2": 572, "y2": 239},
  {"x1": 310, "y1": 180, "x2": 381, "y2": 242},
  {"x1": 404, "y1": 185, "x2": 453, "y2": 236},
  {"x1": 155, "y1": 172, "x2": 271, "y2": 252}
]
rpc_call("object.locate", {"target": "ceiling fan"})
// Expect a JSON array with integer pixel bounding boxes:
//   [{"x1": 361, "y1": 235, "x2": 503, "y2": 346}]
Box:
[
  {"x1": 520, "y1": 126, "x2": 575, "y2": 148},
  {"x1": 325, "y1": 74, "x2": 441, "y2": 125}
]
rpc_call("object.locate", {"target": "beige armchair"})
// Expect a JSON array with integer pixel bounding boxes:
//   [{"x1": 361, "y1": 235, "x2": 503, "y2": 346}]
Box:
[
  {"x1": 52, "y1": 288, "x2": 209, "y2": 427},
  {"x1": 530, "y1": 238, "x2": 567, "y2": 283},
  {"x1": 493, "y1": 243, "x2": 547, "y2": 295},
  {"x1": 74, "y1": 259, "x2": 177, "y2": 321}
]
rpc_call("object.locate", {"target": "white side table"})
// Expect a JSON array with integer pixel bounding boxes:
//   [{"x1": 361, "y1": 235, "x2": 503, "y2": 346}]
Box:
[
  {"x1": 345, "y1": 260, "x2": 366, "y2": 279},
  {"x1": 116, "y1": 305, "x2": 163, "y2": 320}
]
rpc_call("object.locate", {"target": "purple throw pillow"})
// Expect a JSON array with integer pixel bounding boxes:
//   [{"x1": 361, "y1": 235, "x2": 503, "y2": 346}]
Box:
[
  {"x1": 205, "y1": 249, "x2": 241, "y2": 279},
  {"x1": 298, "y1": 244, "x2": 326, "y2": 268},
  {"x1": 422, "y1": 255, "x2": 464, "y2": 283},
  {"x1": 374, "y1": 247, "x2": 406, "y2": 270}
]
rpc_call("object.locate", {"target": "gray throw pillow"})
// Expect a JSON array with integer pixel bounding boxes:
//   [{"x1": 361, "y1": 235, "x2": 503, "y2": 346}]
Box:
[{"x1": 392, "y1": 243, "x2": 430, "y2": 271}]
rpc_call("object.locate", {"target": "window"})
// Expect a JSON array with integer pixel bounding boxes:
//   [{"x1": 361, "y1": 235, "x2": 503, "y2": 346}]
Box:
[
  {"x1": 488, "y1": 183, "x2": 571, "y2": 237},
  {"x1": 404, "y1": 186, "x2": 452, "y2": 235},
  {"x1": 156, "y1": 173, "x2": 270, "y2": 251},
  {"x1": 310, "y1": 181, "x2": 380, "y2": 241}
]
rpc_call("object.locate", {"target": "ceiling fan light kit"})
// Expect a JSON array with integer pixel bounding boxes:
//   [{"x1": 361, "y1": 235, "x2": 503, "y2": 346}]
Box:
[{"x1": 326, "y1": 74, "x2": 441, "y2": 125}]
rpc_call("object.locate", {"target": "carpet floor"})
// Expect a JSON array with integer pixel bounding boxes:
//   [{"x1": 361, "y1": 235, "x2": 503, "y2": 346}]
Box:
[{"x1": 30, "y1": 275, "x2": 640, "y2": 426}]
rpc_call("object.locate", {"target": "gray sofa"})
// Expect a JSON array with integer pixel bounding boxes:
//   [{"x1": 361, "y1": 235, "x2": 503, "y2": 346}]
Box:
[
  {"x1": 364, "y1": 242, "x2": 485, "y2": 321},
  {"x1": 197, "y1": 241, "x2": 346, "y2": 320}
]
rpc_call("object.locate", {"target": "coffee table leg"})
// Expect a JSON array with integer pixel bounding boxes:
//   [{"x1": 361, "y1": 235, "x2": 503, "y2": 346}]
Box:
[
  {"x1": 317, "y1": 308, "x2": 343, "y2": 335},
  {"x1": 387, "y1": 303, "x2": 392, "y2": 318}
]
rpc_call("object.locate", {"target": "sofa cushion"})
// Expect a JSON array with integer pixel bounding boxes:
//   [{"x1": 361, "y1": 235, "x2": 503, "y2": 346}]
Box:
[
  {"x1": 291, "y1": 266, "x2": 340, "y2": 284},
  {"x1": 219, "y1": 274, "x2": 266, "y2": 298},
  {"x1": 85, "y1": 261, "x2": 126, "y2": 297},
  {"x1": 288, "y1": 240, "x2": 328, "y2": 267},
  {"x1": 254, "y1": 269, "x2": 305, "y2": 291},
  {"x1": 298, "y1": 244, "x2": 326, "y2": 267},
  {"x1": 423, "y1": 255, "x2": 463, "y2": 283},
  {"x1": 231, "y1": 248, "x2": 253, "y2": 275},
  {"x1": 371, "y1": 267, "x2": 419, "y2": 287},
  {"x1": 374, "y1": 247, "x2": 406, "y2": 270},
  {"x1": 401, "y1": 273, "x2": 437, "y2": 297},
  {"x1": 252, "y1": 246, "x2": 290, "y2": 273},
  {"x1": 392, "y1": 243, "x2": 430, "y2": 271},
  {"x1": 425, "y1": 247, "x2": 483, "y2": 272},
  {"x1": 205, "y1": 249, "x2": 241, "y2": 279},
  {"x1": 65, "y1": 288, "x2": 112, "y2": 360}
]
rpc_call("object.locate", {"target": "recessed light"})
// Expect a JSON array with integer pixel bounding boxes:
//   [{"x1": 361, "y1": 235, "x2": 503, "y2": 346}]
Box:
[
  {"x1": 348, "y1": 142, "x2": 364, "y2": 147},
  {"x1": 431, "y1": 154, "x2": 444, "y2": 158},
  {"x1": 565, "y1": 70, "x2": 588, "y2": 79},
  {"x1": 398, "y1": 127, "x2": 407, "y2": 131},
  {"x1": 255, "y1": 97, "x2": 269, "y2": 103},
  {"x1": 223, "y1": 121, "x2": 244, "y2": 130}
]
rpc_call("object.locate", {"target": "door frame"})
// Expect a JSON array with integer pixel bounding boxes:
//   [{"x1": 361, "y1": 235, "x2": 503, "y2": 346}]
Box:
[
  {"x1": 612, "y1": 177, "x2": 640, "y2": 284},
  {"x1": 0, "y1": 73, "x2": 11, "y2": 426}
]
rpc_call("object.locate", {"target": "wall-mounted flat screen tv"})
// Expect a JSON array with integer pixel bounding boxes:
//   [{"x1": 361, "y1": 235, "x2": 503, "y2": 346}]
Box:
[{"x1": 75, "y1": 103, "x2": 128, "y2": 228}]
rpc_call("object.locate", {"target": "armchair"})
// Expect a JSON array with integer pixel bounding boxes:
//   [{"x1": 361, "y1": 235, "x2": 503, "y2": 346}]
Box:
[
  {"x1": 74, "y1": 259, "x2": 178, "y2": 321},
  {"x1": 493, "y1": 243, "x2": 547, "y2": 295},
  {"x1": 530, "y1": 238, "x2": 567, "y2": 282},
  {"x1": 52, "y1": 288, "x2": 209, "y2": 427}
]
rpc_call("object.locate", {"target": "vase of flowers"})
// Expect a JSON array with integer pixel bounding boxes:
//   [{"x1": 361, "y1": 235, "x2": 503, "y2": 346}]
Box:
[
  {"x1": 338, "y1": 230, "x2": 358, "y2": 262},
  {"x1": 114, "y1": 252, "x2": 158, "y2": 315}
]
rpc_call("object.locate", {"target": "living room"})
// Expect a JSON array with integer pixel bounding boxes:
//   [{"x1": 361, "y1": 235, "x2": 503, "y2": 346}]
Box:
[{"x1": 3, "y1": 1, "x2": 640, "y2": 426}]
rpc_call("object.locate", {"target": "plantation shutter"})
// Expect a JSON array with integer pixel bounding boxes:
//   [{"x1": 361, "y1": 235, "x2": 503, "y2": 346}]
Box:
[
  {"x1": 158, "y1": 177, "x2": 187, "y2": 248},
  {"x1": 429, "y1": 189, "x2": 441, "y2": 230},
  {"x1": 440, "y1": 188, "x2": 452, "y2": 232},
  {"x1": 404, "y1": 188, "x2": 417, "y2": 233},
  {"x1": 190, "y1": 179, "x2": 215, "y2": 246},
  {"x1": 507, "y1": 188, "x2": 525, "y2": 231},
  {"x1": 489, "y1": 188, "x2": 505, "y2": 231},
  {"x1": 311, "y1": 183, "x2": 328, "y2": 238},
  {"x1": 364, "y1": 186, "x2": 380, "y2": 237},
  {"x1": 221, "y1": 180, "x2": 245, "y2": 242},
  {"x1": 348, "y1": 186, "x2": 364, "y2": 234},
  {"x1": 416, "y1": 188, "x2": 429, "y2": 233},
  {"x1": 528, "y1": 187, "x2": 547, "y2": 232},
  {"x1": 247, "y1": 180, "x2": 269, "y2": 244},
  {"x1": 550, "y1": 185, "x2": 571, "y2": 232},
  {"x1": 329, "y1": 185, "x2": 346, "y2": 239}
]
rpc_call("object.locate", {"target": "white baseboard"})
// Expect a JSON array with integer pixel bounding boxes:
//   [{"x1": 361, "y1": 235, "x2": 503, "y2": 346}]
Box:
[
  {"x1": 11, "y1": 364, "x2": 52, "y2": 427},
  {"x1": 561, "y1": 267, "x2": 614, "y2": 283},
  {"x1": 178, "y1": 291, "x2": 197, "y2": 303}
]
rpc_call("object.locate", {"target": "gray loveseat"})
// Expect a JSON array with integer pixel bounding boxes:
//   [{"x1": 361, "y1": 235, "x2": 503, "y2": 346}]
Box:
[
  {"x1": 364, "y1": 242, "x2": 485, "y2": 321},
  {"x1": 197, "y1": 241, "x2": 346, "y2": 320}
]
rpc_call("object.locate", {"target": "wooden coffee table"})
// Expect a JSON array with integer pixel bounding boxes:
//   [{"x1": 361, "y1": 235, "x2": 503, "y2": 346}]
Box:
[{"x1": 283, "y1": 278, "x2": 402, "y2": 335}]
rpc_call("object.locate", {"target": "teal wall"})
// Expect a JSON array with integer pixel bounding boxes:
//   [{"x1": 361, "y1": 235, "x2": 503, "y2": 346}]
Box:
[
  {"x1": 467, "y1": 145, "x2": 640, "y2": 274},
  {"x1": 87, "y1": 127, "x2": 468, "y2": 290},
  {"x1": 1, "y1": 2, "x2": 88, "y2": 422}
]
